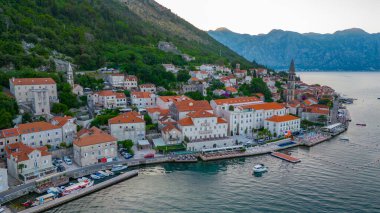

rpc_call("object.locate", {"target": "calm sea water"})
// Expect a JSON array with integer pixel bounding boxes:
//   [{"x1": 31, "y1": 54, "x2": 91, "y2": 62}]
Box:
[{"x1": 51, "y1": 72, "x2": 380, "y2": 213}]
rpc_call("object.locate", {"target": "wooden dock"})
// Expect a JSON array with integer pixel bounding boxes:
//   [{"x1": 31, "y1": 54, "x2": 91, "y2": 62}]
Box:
[
  {"x1": 19, "y1": 170, "x2": 138, "y2": 213},
  {"x1": 271, "y1": 152, "x2": 301, "y2": 163}
]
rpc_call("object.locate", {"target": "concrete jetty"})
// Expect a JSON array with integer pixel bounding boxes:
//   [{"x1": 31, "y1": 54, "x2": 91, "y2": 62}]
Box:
[
  {"x1": 19, "y1": 170, "x2": 138, "y2": 213},
  {"x1": 271, "y1": 152, "x2": 301, "y2": 163}
]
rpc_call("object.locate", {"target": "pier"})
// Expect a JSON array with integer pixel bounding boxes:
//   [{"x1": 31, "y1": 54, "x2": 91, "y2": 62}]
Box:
[
  {"x1": 19, "y1": 170, "x2": 138, "y2": 213},
  {"x1": 271, "y1": 152, "x2": 301, "y2": 163}
]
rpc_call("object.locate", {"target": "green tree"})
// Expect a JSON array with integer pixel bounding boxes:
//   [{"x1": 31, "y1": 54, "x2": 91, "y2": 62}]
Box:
[
  {"x1": 144, "y1": 114, "x2": 152, "y2": 125},
  {"x1": 184, "y1": 91, "x2": 204, "y2": 100},
  {"x1": 0, "y1": 109, "x2": 13, "y2": 129},
  {"x1": 17, "y1": 163, "x2": 26, "y2": 174},
  {"x1": 22, "y1": 113, "x2": 32, "y2": 123},
  {"x1": 177, "y1": 70, "x2": 191, "y2": 82},
  {"x1": 51, "y1": 103, "x2": 68, "y2": 114}
]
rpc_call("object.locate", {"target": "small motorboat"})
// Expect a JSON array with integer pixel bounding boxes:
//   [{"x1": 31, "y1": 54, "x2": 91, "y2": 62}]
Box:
[
  {"x1": 339, "y1": 136, "x2": 349, "y2": 141},
  {"x1": 97, "y1": 171, "x2": 109, "y2": 177},
  {"x1": 90, "y1": 174, "x2": 101, "y2": 180},
  {"x1": 111, "y1": 164, "x2": 128, "y2": 172},
  {"x1": 356, "y1": 123, "x2": 367, "y2": 126},
  {"x1": 94, "y1": 172, "x2": 105, "y2": 178},
  {"x1": 104, "y1": 170, "x2": 114, "y2": 176},
  {"x1": 78, "y1": 177, "x2": 90, "y2": 182},
  {"x1": 253, "y1": 164, "x2": 268, "y2": 173}
]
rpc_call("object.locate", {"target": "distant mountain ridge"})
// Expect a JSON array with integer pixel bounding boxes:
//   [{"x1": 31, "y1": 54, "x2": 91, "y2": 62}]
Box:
[{"x1": 208, "y1": 28, "x2": 380, "y2": 70}]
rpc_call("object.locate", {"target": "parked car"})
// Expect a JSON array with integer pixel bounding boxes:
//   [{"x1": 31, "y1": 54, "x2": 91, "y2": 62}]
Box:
[
  {"x1": 55, "y1": 158, "x2": 63, "y2": 164},
  {"x1": 63, "y1": 156, "x2": 73, "y2": 165},
  {"x1": 144, "y1": 153, "x2": 154, "y2": 159},
  {"x1": 123, "y1": 153, "x2": 133, "y2": 159}
]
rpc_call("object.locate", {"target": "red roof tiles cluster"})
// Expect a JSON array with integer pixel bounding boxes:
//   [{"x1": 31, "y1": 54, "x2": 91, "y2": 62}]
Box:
[
  {"x1": 266, "y1": 115, "x2": 300, "y2": 122},
  {"x1": 74, "y1": 127, "x2": 116, "y2": 147},
  {"x1": 5, "y1": 142, "x2": 50, "y2": 163},
  {"x1": 174, "y1": 100, "x2": 212, "y2": 112},
  {"x1": 213, "y1": 97, "x2": 260, "y2": 105},
  {"x1": 132, "y1": 92, "x2": 153, "y2": 99},
  {"x1": 10, "y1": 78, "x2": 56, "y2": 86},
  {"x1": 108, "y1": 112, "x2": 144, "y2": 125}
]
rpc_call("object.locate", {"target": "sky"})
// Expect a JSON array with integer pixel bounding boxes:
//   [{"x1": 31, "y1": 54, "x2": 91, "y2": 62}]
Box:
[{"x1": 155, "y1": 0, "x2": 380, "y2": 35}]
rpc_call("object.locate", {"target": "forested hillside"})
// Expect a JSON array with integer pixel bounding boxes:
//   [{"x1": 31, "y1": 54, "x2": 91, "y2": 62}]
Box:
[{"x1": 0, "y1": 0, "x2": 263, "y2": 88}]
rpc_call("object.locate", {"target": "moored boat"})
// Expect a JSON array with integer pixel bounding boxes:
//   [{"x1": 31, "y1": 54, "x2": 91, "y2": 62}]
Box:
[
  {"x1": 98, "y1": 170, "x2": 109, "y2": 177},
  {"x1": 356, "y1": 123, "x2": 367, "y2": 126},
  {"x1": 61, "y1": 180, "x2": 93, "y2": 196},
  {"x1": 90, "y1": 174, "x2": 101, "y2": 180},
  {"x1": 253, "y1": 164, "x2": 268, "y2": 173},
  {"x1": 111, "y1": 164, "x2": 128, "y2": 172},
  {"x1": 105, "y1": 170, "x2": 114, "y2": 175},
  {"x1": 339, "y1": 136, "x2": 349, "y2": 141}
]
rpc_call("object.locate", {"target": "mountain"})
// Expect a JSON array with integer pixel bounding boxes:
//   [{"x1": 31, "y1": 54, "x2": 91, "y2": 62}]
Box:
[
  {"x1": 0, "y1": 0, "x2": 261, "y2": 86},
  {"x1": 209, "y1": 28, "x2": 380, "y2": 71}
]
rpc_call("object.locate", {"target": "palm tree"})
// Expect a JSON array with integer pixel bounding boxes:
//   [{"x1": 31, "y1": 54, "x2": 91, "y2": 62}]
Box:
[{"x1": 18, "y1": 163, "x2": 26, "y2": 174}]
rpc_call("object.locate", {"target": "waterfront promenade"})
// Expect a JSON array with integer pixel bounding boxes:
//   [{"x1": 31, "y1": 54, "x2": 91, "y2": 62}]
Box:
[{"x1": 19, "y1": 170, "x2": 138, "y2": 213}]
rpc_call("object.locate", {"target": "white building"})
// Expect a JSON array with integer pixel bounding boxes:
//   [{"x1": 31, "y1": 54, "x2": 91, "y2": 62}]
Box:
[
  {"x1": 170, "y1": 100, "x2": 213, "y2": 121},
  {"x1": 139, "y1": 84, "x2": 156, "y2": 93},
  {"x1": 108, "y1": 112, "x2": 146, "y2": 143},
  {"x1": 177, "y1": 110, "x2": 232, "y2": 151},
  {"x1": 107, "y1": 74, "x2": 138, "y2": 90},
  {"x1": 5, "y1": 142, "x2": 54, "y2": 181},
  {"x1": 131, "y1": 92, "x2": 156, "y2": 108},
  {"x1": 0, "y1": 128, "x2": 20, "y2": 159},
  {"x1": 17, "y1": 122, "x2": 63, "y2": 148},
  {"x1": 9, "y1": 78, "x2": 59, "y2": 115},
  {"x1": 50, "y1": 116, "x2": 77, "y2": 145},
  {"x1": 88, "y1": 90, "x2": 127, "y2": 109},
  {"x1": 210, "y1": 97, "x2": 262, "y2": 117},
  {"x1": 74, "y1": 127, "x2": 117, "y2": 167},
  {"x1": 156, "y1": 95, "x2": 192, "y2": 110},
  {"x1": 190, "y1": 71, "x2": 209, "y2": 80},
  {"x1": 161, "y1": 124, "x2": 182, "y2": 145},
  {"x1": 264, "y1": 115, "x2": 301, "y2": 137},
  {"x1": 72, "y1": 84, "x2": 84, "y2": 96},
  {"x1": 0, "y1": 168, "x2": 8, "y2": 192},
  {"x1": 162, "y1": 64, "x2": 179, "y2": 74}
]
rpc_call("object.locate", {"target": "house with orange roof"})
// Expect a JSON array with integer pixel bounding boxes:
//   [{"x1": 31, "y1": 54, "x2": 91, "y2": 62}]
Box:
[
  {"x1": 0, "y1": 128, "x2": 20, "y2": 158},
  {"x1": 9, "y1": 77, "x2": 59, "y2": 115},
  {"x1": 161, "y1": 124, "x2": 182, "y2": 145},
  {"x1": 146, "y1": 107, "x2": 170, "y2": 124},
  {"x1": 88, "y1": 90, "x2": 127, "y2": 109},
  {"x1": 301, "y1": 104, "x2": 330, "y2": 123},
  {"x1": 73, "y1": 127, "x2": 117, "y2": 167},
  {"x1": 17, "y1": 121, "x2": 63, "y2": 148},
  {"x1": 5, "y1": 142, "x2": 54, "y2": 181},
  {"x1": 170, "y1": 100, "x2": 213, "y2": 120},
  {"x1": 225, "y1": 86, "x2": 238, "y2": 95},
  {"x1": 234, "y1": 69, "x2": 247, "y2": 78},
  {"x1": 131, "y1": 91, "x2": 156, "y2": 108},
  {"x1": 50, "y1": 116, "x2": 77, "y2": 145},
  {"x1": 190, "y1": 71, "x2": 209, "y2": 80},
  {"x1": 156, "y1": 95, "x2": 193, "y2": 110},
  {"x1": 107, "y1": 74, "x2": 138, "y2": 90},
  {"x1": 177, "y1": 110, "x2": 231, "y2": 151},
  {"x1": 210, "y1": 96, "x2": 262, "y2": 117},
  {"x1": 108, "y1": 112, "x2": 145, "y2": 142},
  {"x1": 264, "y1": 115, "x2": 301, "y2": 137},
  {"x1": 220, "y1": 75, "x2": 237, "y2": 87},
  {"x1": 139, "y1": 83, "x2": 156, "y2": 93}
]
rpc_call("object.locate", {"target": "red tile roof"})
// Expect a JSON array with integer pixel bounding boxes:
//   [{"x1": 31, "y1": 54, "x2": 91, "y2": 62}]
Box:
[
  {"x1": 213, "y1": 97, "x2": 260, "y2": 105},
  {"x1": 115, "y1": 93, "x2": 126, "y2": 99},
  {"x1": 158, "y1": 95, "x2": 192, "y2": 103},
  {"x1": 240, "y1": 102, "x2": 285, "y2": 110},
  {"x1": 74, "y1": 127, "x2": 117, "y2": 147},
  {"x1": 174, "y1": 100, "x2": 212, "y2": 112},
  {"x1": 17, "y1": 122, "x2": 59, "y2": 134},
  {"x1": 0, "y1": 128, "x2": 20, "y2": 138},
  {"x1": 108, "y1": 112, "x2": 144, "y2": 125},
  {"x1": 140, "y1": 83, "x2": 155, "y2": 88},
  {"x1": 132, "y1": 92, "x2": 153, "y2": 99},
  {"x1": 217, "y1": 117, "x2": 228, "y2": 123},
  {"x1": 10, "y1": 78, "x2": 56, "y2": 86},
  {"x1": 146, "y1": 107, "x2": 169, "y2": 116},
  {"x1": 125, "y1": 75, "x2": 138, "y2": 81},
  {"x1": 225, "y1": 87, "x2": 238, "y2": 93},
  {"x1": 162, "y1": 124, "x2": 180, "y2": 133},
  {"x1": 187, "y1": 110, "x2": 215, "y2": 118},
  {"x1": 266, "y1": 115, "x2": 300, "y2": 122},
  {"x1": 5, "y1": 142, "x2": 50, "y2": 163},
  {"x1": 96, "y1": 90, "x2": 116, "y2": 97},
  {"x1": 51, "y1": 116, "x2": 73, "y2": 127},
  {"x1": 178, "y1": 117, "x2": 194, "y2": 126}
]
